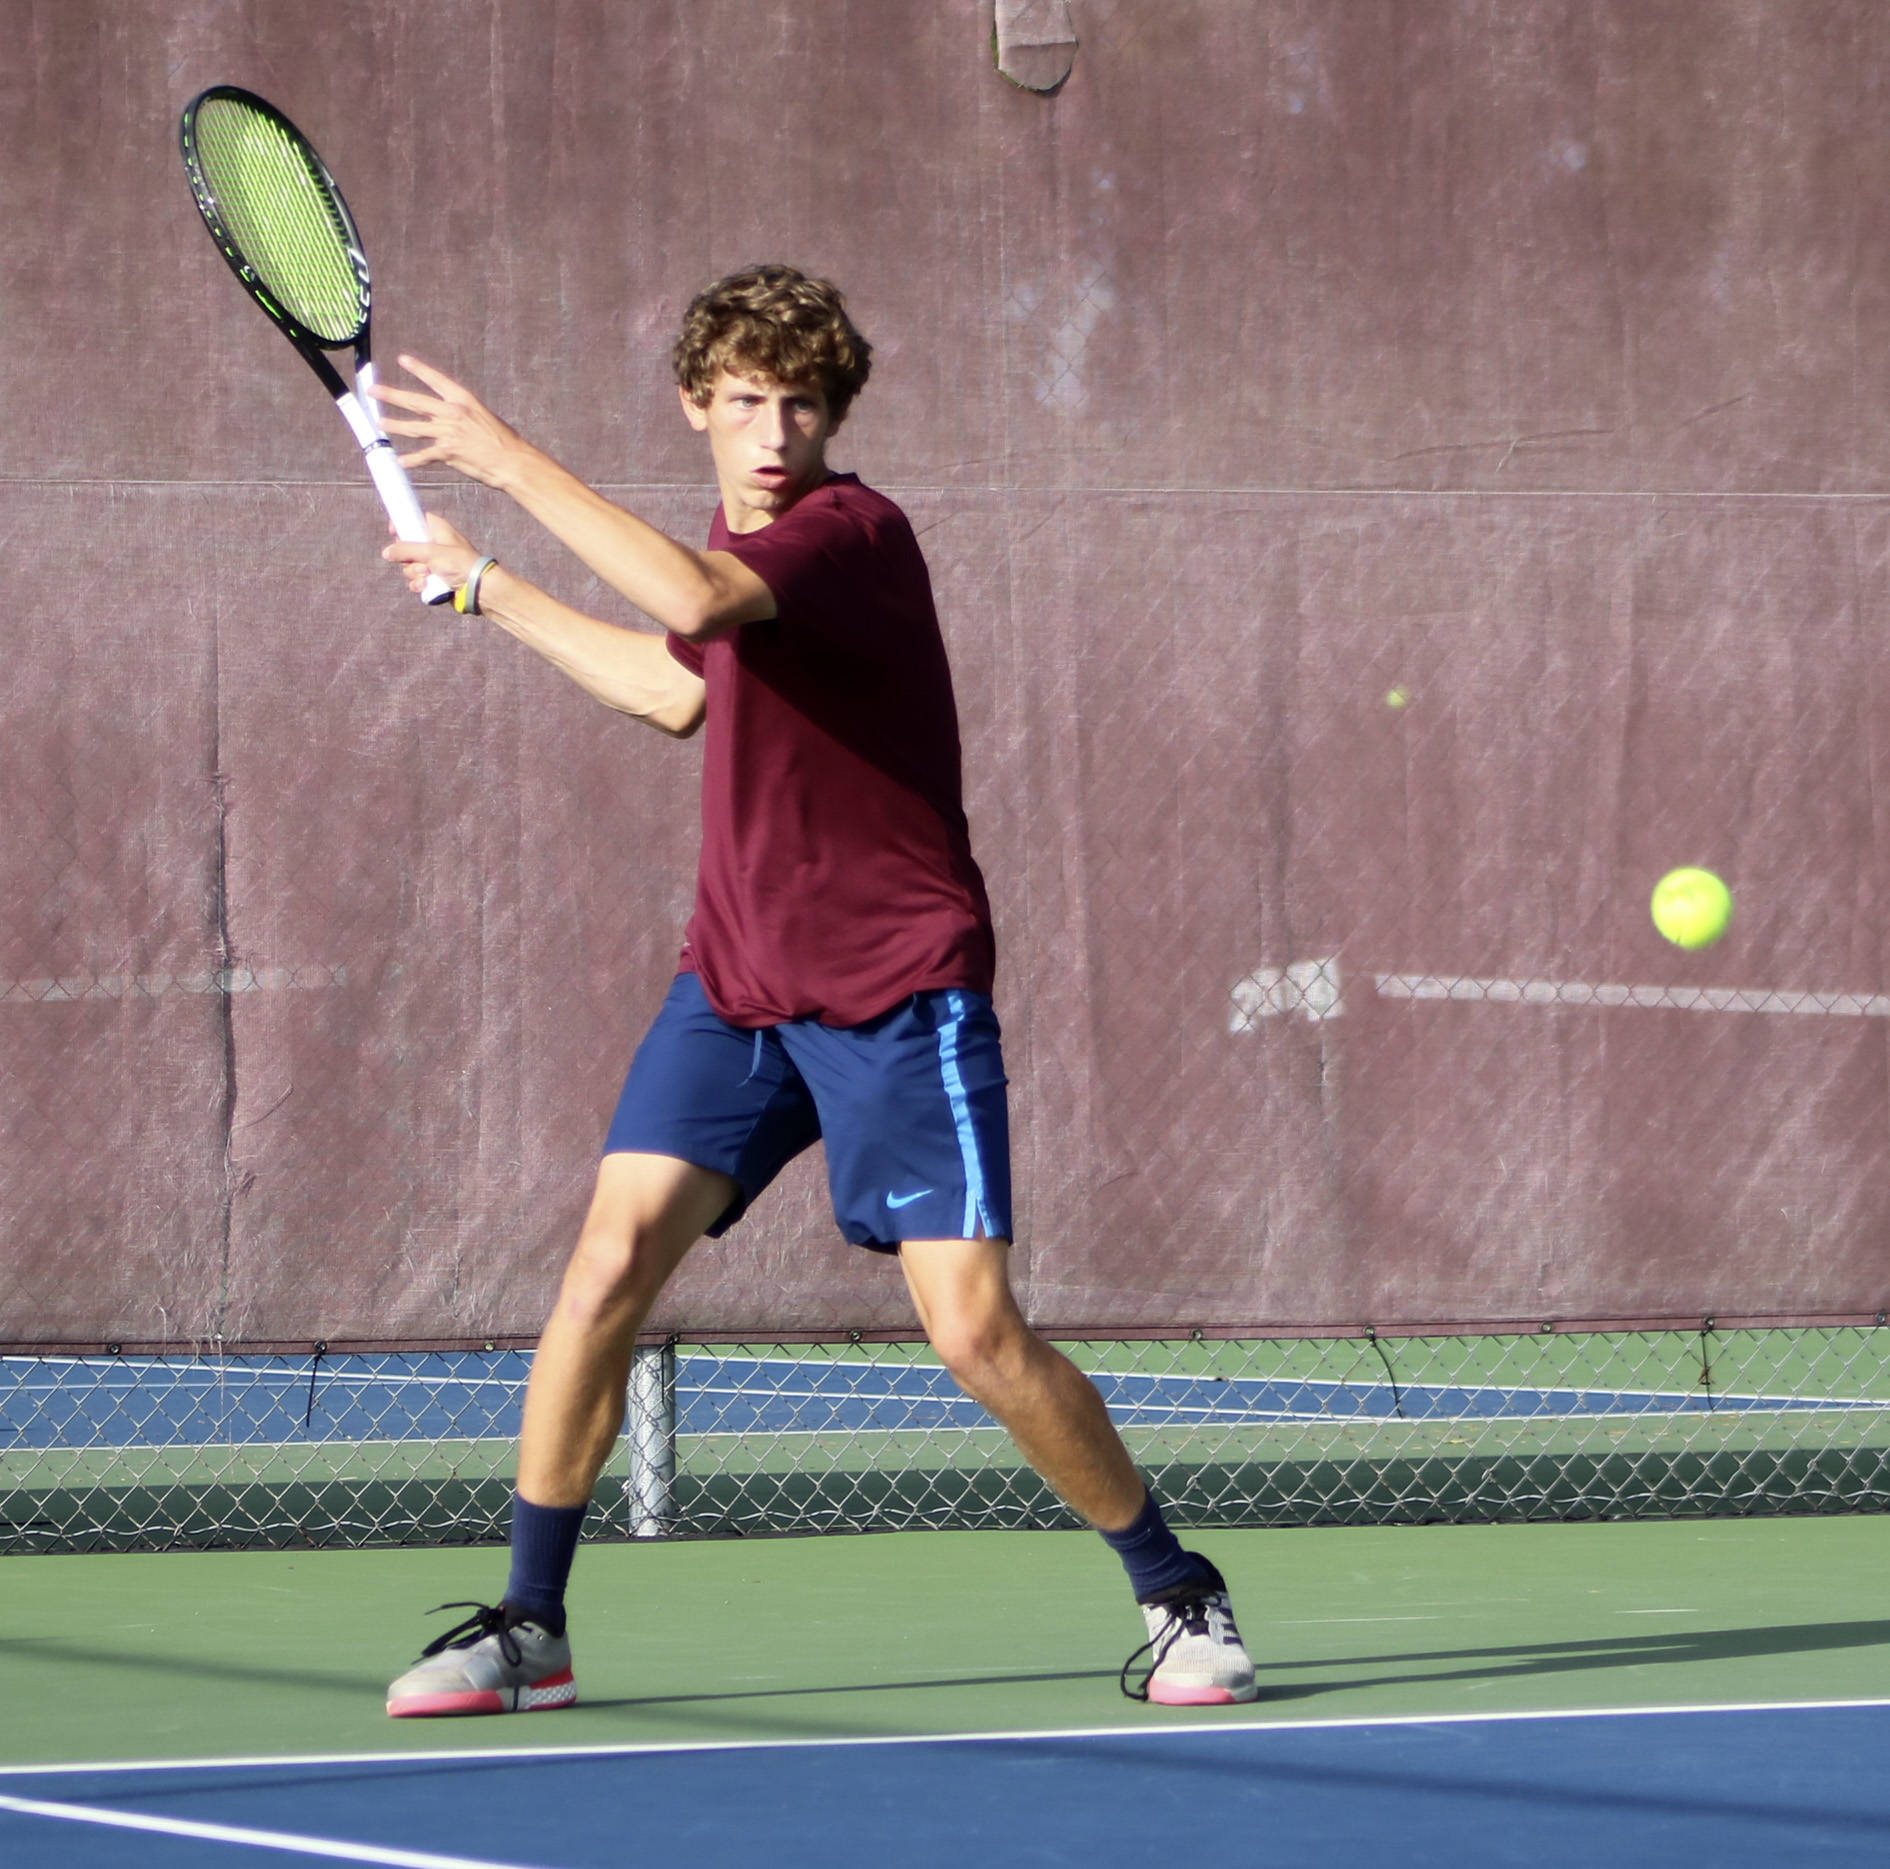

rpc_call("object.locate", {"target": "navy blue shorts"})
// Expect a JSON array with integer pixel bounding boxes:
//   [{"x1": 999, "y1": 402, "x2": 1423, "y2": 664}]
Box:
[{"x1": 603, "y1": 972, "x2": 1013, "y2": 1251}]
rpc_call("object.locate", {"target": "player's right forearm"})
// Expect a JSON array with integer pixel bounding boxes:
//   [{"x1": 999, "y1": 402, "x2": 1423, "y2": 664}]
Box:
[{"x1": 474, "y1": 565, "x2": 706, "y2": 737}]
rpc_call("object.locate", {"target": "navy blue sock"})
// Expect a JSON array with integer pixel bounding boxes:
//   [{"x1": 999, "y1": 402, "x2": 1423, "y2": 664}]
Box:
[
  {"x1": 503, "y1": 1495, "x2": 587, "y2": 1635},
  {"x1": 1099, "y1": 1488, "x2": 1217, "y2": 1601}
]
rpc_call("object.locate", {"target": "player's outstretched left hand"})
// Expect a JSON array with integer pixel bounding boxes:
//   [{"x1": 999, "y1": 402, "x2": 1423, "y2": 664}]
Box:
[{"x1": 372, "y1": 356, "x2": 525, "y2": 489}]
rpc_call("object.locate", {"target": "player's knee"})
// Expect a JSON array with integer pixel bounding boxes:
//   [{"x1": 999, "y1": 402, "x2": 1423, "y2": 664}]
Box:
[
  {"x1": 927, "y1": 1304, "x2": 1030, "y2": 1398},
  {"x1": 558, "y1": 1218, "x2": 671, "y2": 1325}
]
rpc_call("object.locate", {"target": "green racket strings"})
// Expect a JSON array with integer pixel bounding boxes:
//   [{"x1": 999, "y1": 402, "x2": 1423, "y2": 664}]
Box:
[{"x1": 193, "y1": 97, "x2": 365, "y2": 343}]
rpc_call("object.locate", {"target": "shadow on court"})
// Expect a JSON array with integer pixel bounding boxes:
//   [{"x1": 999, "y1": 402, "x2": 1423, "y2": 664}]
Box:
[
  {"x1": 4, "y1": 1620, "x2": 1885, "y2": 1715},
  {"x1": 0, "y1": 1633, "x2": 1117, "y2": 1708},
  {"x1": 0, "y1": 1637, "x2": 368, "y2": 1698},
  {"x1": 597, "y1": 1616, "x2": 1890, "y2": 1713},
  {"x1": 1265, "y1": 1617, "x2": 1890, "y2": 1701},
  {"x1": 577, "y1": 1668, "x2": 1122, "y2": 1711}
]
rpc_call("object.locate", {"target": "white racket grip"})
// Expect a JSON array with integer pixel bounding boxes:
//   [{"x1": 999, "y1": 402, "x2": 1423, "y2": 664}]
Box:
[{"x1": 364, "y1": 441, "x2": 453, "y2": 606}]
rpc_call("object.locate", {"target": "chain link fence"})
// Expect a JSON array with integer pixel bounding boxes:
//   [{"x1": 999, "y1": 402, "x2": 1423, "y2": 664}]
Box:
[
  {"x1": 9, "y1": 0, "x2": 1890, "y2": 1560},
  {"x1": 6, "y1": 1325, "x2": 1886, "y2": 1554}
]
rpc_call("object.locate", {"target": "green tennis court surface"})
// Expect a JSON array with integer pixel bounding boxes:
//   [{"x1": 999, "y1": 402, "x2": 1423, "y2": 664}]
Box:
[{"x1": 4, "y1": 1514, "x2": 1884, "y2": 1768}]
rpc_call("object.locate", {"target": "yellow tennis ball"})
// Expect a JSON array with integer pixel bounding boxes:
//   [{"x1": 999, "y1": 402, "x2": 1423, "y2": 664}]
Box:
[{"x1": 1651, "y1": 867, "x2": 1733, "y2": 950}]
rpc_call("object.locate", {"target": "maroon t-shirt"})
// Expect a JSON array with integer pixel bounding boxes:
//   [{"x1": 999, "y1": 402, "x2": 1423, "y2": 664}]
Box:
[{"x1": 665, "y1": 473, "x2": 996, "y2": 1027}]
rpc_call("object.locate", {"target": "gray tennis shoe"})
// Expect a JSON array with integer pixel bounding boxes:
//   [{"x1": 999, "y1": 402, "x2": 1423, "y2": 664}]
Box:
[
  {"x1": 1121, "y1": 1563, "x2": 1258, "y2": 1705},
  {"x1": 386, "y1": 1602, "x2": 577, "y2": 1717}
]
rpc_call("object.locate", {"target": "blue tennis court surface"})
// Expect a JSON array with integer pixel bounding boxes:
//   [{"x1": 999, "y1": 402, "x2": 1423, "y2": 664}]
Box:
[
  {"x1": 5, "y1": 1352, "x2": 1878, "y2": 1450},
  {"x1": 2, "y1": 1703, "x2": 1885, "y2": 1867}
]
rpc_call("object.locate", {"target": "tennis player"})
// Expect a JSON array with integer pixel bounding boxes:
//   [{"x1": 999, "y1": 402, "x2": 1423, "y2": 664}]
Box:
[{"x1": 373, "y1": 265, "x2": 1255, "y2": 1715}]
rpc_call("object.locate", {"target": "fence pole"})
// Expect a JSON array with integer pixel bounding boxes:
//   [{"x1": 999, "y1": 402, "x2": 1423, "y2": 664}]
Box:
[{"x1": 624, "y1": 1339, "x2": 677, "y2": 1538}]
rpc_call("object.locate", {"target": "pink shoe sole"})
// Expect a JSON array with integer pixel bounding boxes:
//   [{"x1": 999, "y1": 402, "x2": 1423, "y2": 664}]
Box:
[
  {"x1": 387, "y1": 1670, "x2": 577, "y2": 1718},
  {"x1": 1146, "y1": 1680, "x2": 1258, "y2": 1706}
]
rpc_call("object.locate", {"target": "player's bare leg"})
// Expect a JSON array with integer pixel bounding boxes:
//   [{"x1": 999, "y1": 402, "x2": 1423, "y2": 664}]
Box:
[
  {"x1": 387, "y1": 1150, "x2": 733, "y2": 1717},
  {"x1": 897, "y1": 1236, "x2": 1144, "y2": 1530},
  {"x1": 517, "y1": 1150, "x2": 738, "y2": 1505},
  {"x1": 899, "y1": 1235, "x2": 1257, "y2": 1705}
]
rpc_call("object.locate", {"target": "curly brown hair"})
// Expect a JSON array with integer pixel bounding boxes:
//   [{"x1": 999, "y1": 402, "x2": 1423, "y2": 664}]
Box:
[{"x1": 671, "y1": 264, "x2": 873, "y2": 425}]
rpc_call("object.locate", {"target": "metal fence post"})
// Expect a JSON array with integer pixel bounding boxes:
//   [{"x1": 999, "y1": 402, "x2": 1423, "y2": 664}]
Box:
[{"x1": 625, "y1": 1339, "x2": 677, "y2": 1538}]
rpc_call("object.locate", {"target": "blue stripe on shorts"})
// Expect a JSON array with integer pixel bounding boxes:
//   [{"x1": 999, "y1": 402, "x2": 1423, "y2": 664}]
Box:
[{"x1": 938, "y1": 989, "x2": 1000, "y2": 1239}]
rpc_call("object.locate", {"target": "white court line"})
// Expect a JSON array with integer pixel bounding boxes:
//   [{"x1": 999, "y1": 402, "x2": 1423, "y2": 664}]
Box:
[
  {"x1": 7, "y1": 1357, "x2": 1876, "y2": 1413},
  {"x1": 6, "y1": 1696, "x2": 1887, "y2": 1782},
  {"x1": 0, "y1": 1792, "x2": 528, "y2": 1868},
  {"x1": 1376, "y1": 973, "x2": 1890, "y2": 1018}
]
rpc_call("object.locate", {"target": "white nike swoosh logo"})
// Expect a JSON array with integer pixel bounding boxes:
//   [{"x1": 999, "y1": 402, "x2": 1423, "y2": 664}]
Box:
[{"x1": 886, "y1": 1190, "x2": 932, "y2": 1209}]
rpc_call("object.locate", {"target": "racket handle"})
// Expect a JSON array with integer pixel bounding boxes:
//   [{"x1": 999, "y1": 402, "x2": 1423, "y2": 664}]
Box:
[{"x1": 364, "y1": 439, "x2": 454, "y2": 606}]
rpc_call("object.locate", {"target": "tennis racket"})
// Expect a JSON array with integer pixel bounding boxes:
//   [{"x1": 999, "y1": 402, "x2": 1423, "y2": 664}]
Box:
[{"x1": 179, "y1": 85, "x2": 451, "y2": 604}]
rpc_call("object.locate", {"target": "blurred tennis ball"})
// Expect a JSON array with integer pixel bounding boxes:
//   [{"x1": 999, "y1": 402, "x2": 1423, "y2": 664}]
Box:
[
  {"x1": 1385, "y1": 686, "x2": 1410, "y2": 711},
  {"x1": 1650, "y1": 867, "x2": 1732, "y2": 950}
]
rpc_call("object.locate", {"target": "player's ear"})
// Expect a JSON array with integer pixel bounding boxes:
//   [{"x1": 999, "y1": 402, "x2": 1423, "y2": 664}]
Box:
[{"x1": 679, "y1": 384, "x2": 710, "y2": 432}]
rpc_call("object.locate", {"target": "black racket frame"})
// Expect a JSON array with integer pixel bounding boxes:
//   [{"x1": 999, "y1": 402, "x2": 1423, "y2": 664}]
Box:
[{"x1": 179, "y1": 83, "x2": 375, "y2": 404}]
